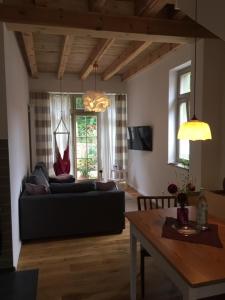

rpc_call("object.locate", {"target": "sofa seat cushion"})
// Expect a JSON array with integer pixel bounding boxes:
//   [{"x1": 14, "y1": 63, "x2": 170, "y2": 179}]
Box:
[{"x1": 50, "y1": 181, "x2": 96, "y2": 194}]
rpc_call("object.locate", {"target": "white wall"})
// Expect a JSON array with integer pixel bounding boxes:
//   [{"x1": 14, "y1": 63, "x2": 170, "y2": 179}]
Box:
[
  {"x1": 3, "y1": 25, "x2": 30, "y2": 267},
  {"x1": 201, "y1": 39, "x2": 225, "y2": 189},
  {"x1": 29, "y1": 73, "x2": 127, "y2": 94},
  {"x1": 127, "y1": 37, "x2": 225, "y2": 195},
  {"x1": 177, "y1": 0, "x2": 225, "y2": 192},
  {"x1": 127, "y1": 44, "x2": 194, "y2": 195}
]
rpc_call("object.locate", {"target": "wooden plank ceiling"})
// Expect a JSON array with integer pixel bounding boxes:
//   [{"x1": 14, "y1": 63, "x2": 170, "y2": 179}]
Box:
[{"x1": 1, "y1": 0, "x2": 216, "y2": 81}]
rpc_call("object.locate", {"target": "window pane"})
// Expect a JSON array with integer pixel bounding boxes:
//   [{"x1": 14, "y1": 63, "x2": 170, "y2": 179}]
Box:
[
  {"x1": 179, "y1": 102, "x2": 188, "y2": 125},
  {"x1": 87, "y1": 143, "x2": 97, "y2": 158},
  {"x1": 76, "y1": 138, "x2": 87, "y2": 159},
  {"x1": 75, "y1": 115, "x2": 98, "y2": 180},
  {"x1": 75, "y1": 97, "x2": 84, "y2": 110},
  {"x1": 87, "y1": 158, "x2": 97, "y2": 179},
  {"x1": 179, "y1": 72, "x2": 191, "y2": 95},
  {"x1": 76, "y1": 116, "x2": 86, "y2": 137},
  {"x1": 86, "y1": 116, "x2": 97, "y2": 137},
  {"x1": 178, "y1": 102, "x2": 189, "y2": 161},
  {"x1": 179, "y1": 140, "x2": 189, "y2": 161},
  {"x1": 87, "y1": 137, "x2": 96, "y2": 144}
]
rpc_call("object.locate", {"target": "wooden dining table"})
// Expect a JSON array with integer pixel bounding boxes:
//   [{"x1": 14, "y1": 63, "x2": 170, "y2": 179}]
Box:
[{"x1": 126, "y1": 207, "x2": 225, "y2": 300}]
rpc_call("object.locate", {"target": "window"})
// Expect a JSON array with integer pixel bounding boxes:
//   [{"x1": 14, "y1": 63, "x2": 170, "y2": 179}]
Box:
[
  {"x1": 176, "y1": 68, "x2": 191, "y2": 165},
  {"x1": 72, "y1": 96, "x2": 99, "y2": 180}
]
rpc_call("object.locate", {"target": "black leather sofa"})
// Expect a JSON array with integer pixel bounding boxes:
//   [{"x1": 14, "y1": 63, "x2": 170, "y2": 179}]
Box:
[{"x1": 19, "y1": 164, "x2": 125, "y2": 241}]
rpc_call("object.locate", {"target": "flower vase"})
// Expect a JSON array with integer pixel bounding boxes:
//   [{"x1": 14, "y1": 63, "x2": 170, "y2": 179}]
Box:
[
  {"x1": 177, "y1": 193, "x2": 189, "y2": 227},
  {"x1": 177, "y1": 207, "x2": 189, "y2": 227}
]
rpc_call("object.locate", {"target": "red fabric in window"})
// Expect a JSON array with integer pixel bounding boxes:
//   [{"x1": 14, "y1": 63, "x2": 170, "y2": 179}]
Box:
[{"x1": 53, "y1": 141, "x2": 70, "y2": 176}]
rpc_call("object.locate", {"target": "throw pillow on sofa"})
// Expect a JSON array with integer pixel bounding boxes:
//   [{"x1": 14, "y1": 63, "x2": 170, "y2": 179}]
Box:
[
  {"x1": 35, "y1": 161, "x2": 49, "y2": 180},
  {"x1": 95, "y1": 181, "x2": 118, "y2": 191},
  {"x1": 28, "y1": 168, "x2": 50, "y2": 192},
  {"x1": 50, "y1": 181, "x2": 96, "y2": 194},
  {"x1": 25, "y1": 183, "x2": 50, "y2": 195}
]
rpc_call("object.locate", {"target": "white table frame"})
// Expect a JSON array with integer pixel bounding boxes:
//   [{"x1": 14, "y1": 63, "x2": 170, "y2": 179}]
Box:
[{"x1": 130, "y1": 223, "x2": 225, "y2": 300}]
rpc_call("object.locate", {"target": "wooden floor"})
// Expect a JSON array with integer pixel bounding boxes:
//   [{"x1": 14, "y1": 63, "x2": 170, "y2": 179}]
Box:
[
  {"x1": 18, "y1": 187, "x2": 139, "y2": 300},
  {"x1": 18, "y1": 188, "x2": 224, "y2": 300}
]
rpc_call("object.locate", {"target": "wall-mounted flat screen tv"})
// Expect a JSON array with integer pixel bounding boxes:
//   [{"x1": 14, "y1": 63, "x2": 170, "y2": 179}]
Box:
[{"x1": 127, "y1": 126, "x2": 153, "y2": 151}]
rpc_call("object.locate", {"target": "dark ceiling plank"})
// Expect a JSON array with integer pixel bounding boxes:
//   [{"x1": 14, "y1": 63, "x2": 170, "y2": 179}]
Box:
[
  {"x1": 1, "y1": 4, "x2": 216, "y2": 42},
  {"x1": 122, "y1": 43, "x2": 179, "y2": 81},
  {"x1": 102, "y1": 41, "x2": 152, "y2": 80},
  {"x1": 80, "y1": 38, "x2": 114, "y2": 80}
]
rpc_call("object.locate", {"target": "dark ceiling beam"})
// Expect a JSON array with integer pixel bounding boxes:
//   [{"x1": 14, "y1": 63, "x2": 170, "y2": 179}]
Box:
[{"x1": 1, "y1": 4, "x2": 216, "y2": 43}]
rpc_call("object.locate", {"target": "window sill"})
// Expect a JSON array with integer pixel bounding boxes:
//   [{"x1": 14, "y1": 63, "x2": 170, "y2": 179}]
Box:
[{"x1": 168, "y1": 162, "x2": 189, "y2": 170}]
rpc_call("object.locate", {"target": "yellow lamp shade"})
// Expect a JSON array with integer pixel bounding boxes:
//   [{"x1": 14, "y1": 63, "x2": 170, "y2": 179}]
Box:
[
  {"x1": 177, "y1": 119, "x2": 212, "y2": 141},
  {"x1": 83, "y1": 90, "x2": 111, "y2": 112}
]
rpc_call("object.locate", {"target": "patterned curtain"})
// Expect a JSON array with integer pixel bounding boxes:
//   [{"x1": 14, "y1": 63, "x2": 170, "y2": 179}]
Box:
[
  {"x1": 30, "y1": 92, "x2": 53, "y2": 174},
  {"x1": 115, "y1": 94, "x2": 127, "y2": 170}
]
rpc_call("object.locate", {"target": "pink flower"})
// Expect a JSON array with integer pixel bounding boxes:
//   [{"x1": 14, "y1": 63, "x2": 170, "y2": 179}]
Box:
[
  {"x1": 186, "y1": 182, "x2": 196, "y2": 192},
  {"x1": 167, "y1": 183, "x2": 178, "y2": 195}
]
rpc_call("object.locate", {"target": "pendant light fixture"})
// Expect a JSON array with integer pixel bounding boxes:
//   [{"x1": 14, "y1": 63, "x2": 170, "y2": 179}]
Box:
[
  {"x1": 177, "y1": 0, "x2": 212, "y2": 141},
  {"x1": 83, "y1": 63, "x2": 110, "y2": 112}
]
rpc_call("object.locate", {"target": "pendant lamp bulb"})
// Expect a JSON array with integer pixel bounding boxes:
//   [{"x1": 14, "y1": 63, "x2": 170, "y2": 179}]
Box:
[{"x1": 177, "y1": 0, "x2": 212, "y2": 141}]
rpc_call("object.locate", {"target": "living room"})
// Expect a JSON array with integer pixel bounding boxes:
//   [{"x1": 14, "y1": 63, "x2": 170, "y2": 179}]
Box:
[{"x1": 1, "y1": 0, "x2": 225, "y2": 299}]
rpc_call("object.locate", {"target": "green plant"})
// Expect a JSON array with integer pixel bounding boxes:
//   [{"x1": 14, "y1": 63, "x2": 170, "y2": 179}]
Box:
[
  {"x1": 77, "y1": 158, "x2": 97, "y2": 178},
  {"x1": 77, "y1": 159, "x2": 89, "y2": 178},
  {"x1": 179, "y1": 159, "x2": 189, "y2": 168}
]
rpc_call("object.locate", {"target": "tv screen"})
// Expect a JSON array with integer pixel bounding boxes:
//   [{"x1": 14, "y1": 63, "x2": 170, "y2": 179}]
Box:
[{"x1": 127, "y1": 126, "x2": 153, "y2": 151}]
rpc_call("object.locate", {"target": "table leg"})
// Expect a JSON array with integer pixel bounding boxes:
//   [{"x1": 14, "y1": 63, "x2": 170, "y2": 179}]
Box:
[
  {"x1": 130, "y1": 225, "x2": 137, "y2": 300},
  {"x1": 182, "y1": 291, "x2": 197, "y2": 300}
]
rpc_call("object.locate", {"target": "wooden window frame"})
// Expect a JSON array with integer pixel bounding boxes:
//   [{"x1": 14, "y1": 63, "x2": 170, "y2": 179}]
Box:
[
  {"x1": 175, "y1": 67, "x2": 191, "y2": 166},
  {"x1": 71, "y1": 94, "x2": 100, "y2": 180}
]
